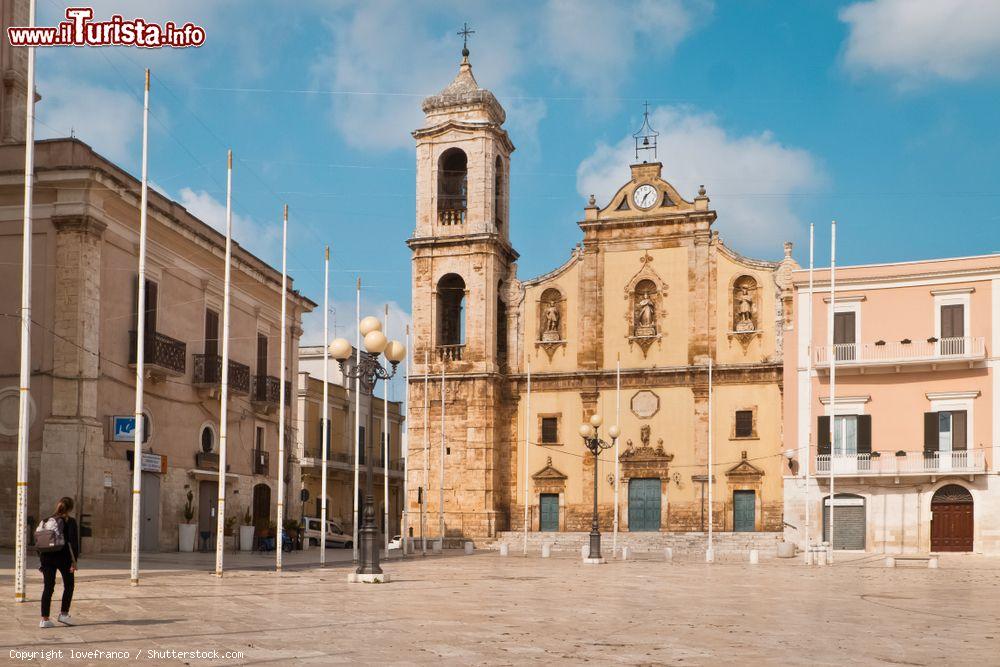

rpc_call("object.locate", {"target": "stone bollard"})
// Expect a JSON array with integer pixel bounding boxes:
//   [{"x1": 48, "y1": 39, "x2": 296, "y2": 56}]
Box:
[
  {"x1": 663, "y1": 547, "x2": 673, "y2": 562},
  {"x1": 621, "y1": 546, "x2": 630, "y2": 561},
  {"x1": 581, "y1": 544, "x2": 589, "y2": 559},
  {"x1": 749, "y1": 549, "x2": 759, "y2": 565},
  {"x1": 885, "y1": 557, "x2": 895, "y2": 568},
  {"x1": 705, "y1": 547, "x2": 714, "y2": 564},
  {"x1": 542, "y1": 543, "x2": 552, "y2": 558},
  {"x1": 432, "y1": 540, "x2": 442, "y2": 554},
  {"x1": 499, "y1": 543, "x2": 509, "y2": 557},
  {"x1": 928, "y1": 556, "x2": 939, "y2": 569},
  {"x1": 464, "y1": 541, "x2": 474, "y2": 555},
  {"x1": 803, "y1": 549, "x2": 812, "y2": 566},
  {"x1": 815, "y1": 550, "x2": 827, "y2": 566}
]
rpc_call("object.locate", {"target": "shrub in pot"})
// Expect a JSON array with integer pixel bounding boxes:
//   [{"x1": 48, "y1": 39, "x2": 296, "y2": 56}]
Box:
[
  {"x1": 239, "y1": 508, "x2": 255, "y2": 552},
  {"x1": 178, "y1": 490, "x2": 197, "y2": 552}
]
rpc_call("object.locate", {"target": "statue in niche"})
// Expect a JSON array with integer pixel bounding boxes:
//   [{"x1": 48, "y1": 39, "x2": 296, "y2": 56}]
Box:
[
  {"x1": 634, "y1": 290, "x2": 656, "y2": 337},
  {"x1": 734, "y1": 278, "x2": 757, "y2": 333},
  {"x1": 542, "y1": 299, "x2": 561, "y2": 341}
]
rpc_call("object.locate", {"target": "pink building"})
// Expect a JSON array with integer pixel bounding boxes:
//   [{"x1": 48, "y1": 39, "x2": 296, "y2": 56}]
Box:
[{"x1": 783, "y1": 253, "x2": 999, "y2": 554}]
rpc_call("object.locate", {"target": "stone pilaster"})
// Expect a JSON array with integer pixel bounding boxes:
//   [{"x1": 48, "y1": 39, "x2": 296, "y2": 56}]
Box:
[{"x1": 1, "y1": 0, "x2": 31, "y2": 144}]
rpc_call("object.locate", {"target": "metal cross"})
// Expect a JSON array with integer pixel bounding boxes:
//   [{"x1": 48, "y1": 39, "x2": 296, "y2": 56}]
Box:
[{"x1": 458, "y1": 22, "x2": 475, "y2": 50}]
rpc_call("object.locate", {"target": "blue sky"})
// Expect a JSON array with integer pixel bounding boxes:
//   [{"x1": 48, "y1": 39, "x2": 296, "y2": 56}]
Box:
[{"x1": 32, "y1": 0, "x2": 1000, "y2": 350}]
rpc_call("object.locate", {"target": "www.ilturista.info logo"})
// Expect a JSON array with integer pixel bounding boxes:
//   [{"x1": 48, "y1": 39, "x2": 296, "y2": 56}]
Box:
[{"x1": 7, "y1": 7, "x2": 206, "y2": 48}]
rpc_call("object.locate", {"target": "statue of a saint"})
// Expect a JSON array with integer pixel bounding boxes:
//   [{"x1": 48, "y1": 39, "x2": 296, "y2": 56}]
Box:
[
  {"x1": 541, "y1": 299, "x2": 561, "y2": 341},
  {"x1": 736, "y1": 285, "x2": 754, "y2": 332},
  {"x1": 640, "y1": 424, "x2": 651, "y2": 449},
  {"x1": 635, "y1": 291, "x2": 656, "y2": 336}
]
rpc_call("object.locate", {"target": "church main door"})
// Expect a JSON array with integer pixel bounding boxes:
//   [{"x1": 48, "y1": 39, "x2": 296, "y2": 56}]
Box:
[
  {"x1": 539, "y1": 494, "x2": 559, "y2": 532},
  {"x1": 628, "y1": 478, "x2": 661, "y2": 532}
]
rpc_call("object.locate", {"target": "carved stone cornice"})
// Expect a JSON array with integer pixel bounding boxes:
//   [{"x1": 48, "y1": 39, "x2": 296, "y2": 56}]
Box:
[{"x1": 52, "y1": 214, "x2": 107, "y2": 238}]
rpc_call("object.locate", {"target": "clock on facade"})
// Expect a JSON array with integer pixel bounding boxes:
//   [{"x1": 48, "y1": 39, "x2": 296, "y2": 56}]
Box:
[{"x1": 632, "y1": 184, "x2": 658, "y2": 209}]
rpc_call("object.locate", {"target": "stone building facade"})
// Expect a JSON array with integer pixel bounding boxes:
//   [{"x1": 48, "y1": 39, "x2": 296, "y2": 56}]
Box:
[
  {"x1": 405, "y1": 51, "x2": 797, "y2": 542},
  {"x1": 0, "y1": 137, "x2": 314, "y2": 553}
]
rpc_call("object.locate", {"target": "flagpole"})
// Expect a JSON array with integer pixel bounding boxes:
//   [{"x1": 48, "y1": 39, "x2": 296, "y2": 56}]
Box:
[
  {"x1": 129, "y1": 69, "x2": 151, "y2": 587},
  {"x1": 383, "y1": 304, "x2": 390, "y2": 554},
  {"x1": 318, "y1": 248, "x2": 330, "y2": 564},
  {"x1": 275, "y1": 205, "x2": 289, "y2": 571},
  {"x1": 828, "y1": 221, "x2": 837, "y2": 563},
  {"x1": 352, "y1": 277, "x2": 361, "y2": 562},
  {"x1": 523, "y1": 359, "x2": 530, "y2": 555},
  {"x1": 215, "y1": 149, "x2": 234, "y2": 577},
  {"x1": 613, "y1": 354, "x2": 620, "y2": 558},
  {"x1": 805, "y1": 223, "x2": 814, "y2": 560},
  {"x1": 707, "y1": 357, "x2": 714, "y2": 563},
  {"x1": 439, "y1": 364, "x2": 445, "y2": 549},
  {"x1": 13, "y1": 0, "x2": 36, "y2": 603},
  {"x1": 422, "y1": 350, "x2": 429, "y2": 556},
  {"x1": 402, "y1": 324, "x2": 410, "y2": 556}
]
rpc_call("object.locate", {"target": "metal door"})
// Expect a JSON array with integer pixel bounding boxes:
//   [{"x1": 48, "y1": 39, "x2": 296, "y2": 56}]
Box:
[
  {"x1": 628, "y1": 478, "x2": 661, "y2": 532},
  {"x1": 539, "y1": 494, "x2": 559, "y2": 532},
  {"x1": 733, "y1": 490, "x2": 755, "y2": 532},
  {"x1": 139, "y1": 472, "x2": 161, "y2": 551},
  {"x1": 198, "y1": 480, "x2": 218, "y2": 550},
  {"x1": 822, "y1": 495, "x2": 866, "y2": 550}
]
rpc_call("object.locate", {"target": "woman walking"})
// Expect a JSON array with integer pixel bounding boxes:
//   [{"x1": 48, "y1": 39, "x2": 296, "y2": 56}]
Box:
[{"x1": 37, "y1": 497, "x2": 79, "y2": 628}]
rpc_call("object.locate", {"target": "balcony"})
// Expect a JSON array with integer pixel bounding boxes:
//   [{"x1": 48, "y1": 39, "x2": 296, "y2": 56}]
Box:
[
  {"x1": 816, "y1": 449, "x2": 986, "y2": 479},
  {"x1": 129, "y1": 331, "x2": 186, "y2": 378},
  {"x1": 252, "y1": 448, "x2": 269, "y2": 476},
  {"x1": 192, "y1": 354, "x2": 251, "y2": 395},
  {"x1": 251, "y1": 375, "x2": 291, "y2": 414},
  {"x1": 813, "y1": 337, "x2": 985, "y2": 374},
  {"x1": 438, "y1": 207, "x2": 466, "y2": 226},
  {"x1": 437, "y1": 344, "x2": 464, "y2": 362}
]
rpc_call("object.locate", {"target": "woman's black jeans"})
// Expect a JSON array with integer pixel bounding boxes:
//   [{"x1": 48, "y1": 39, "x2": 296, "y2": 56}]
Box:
[{"x1": 40, "y1": 562, "x2": 74, "y2": 618}]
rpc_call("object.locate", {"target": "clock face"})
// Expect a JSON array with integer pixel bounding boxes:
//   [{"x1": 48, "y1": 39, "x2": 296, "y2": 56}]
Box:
[{"x1": 633, "y1": 184, "x2": 658, "y2": 209}]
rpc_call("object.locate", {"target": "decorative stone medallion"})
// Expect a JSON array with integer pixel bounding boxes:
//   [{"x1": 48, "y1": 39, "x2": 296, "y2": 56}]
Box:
[{"x1": 630, "y1": 390, "x2": 660, "y2": 419}]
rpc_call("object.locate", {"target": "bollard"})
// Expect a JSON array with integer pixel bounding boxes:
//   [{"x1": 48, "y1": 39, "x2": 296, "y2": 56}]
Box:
[
  {"x1": 499, "y1": 543, "x2": 509, "y2": 557},
  {"x1": 542, "y1": 543, "x2": 552, "y2": 558},
  {"x1": 928, "y1": 556, "x2": 939, "y2": 569},
  {"x1": 432, "y1": 539, "x2": 442, "y2": 554},
  {"x1": 464, "y1": 541, "x2": 474, "y2": 555},
  {"x1": 705, "y1": 547, "x2": 714, "y2": 563},
  {"x1": 815, "y1": 550, "x2": 826, "y2": 566},
  {"x1": 621, "y1": 546, "x2": 630, "y2": 561},
  {"x1": 885, "y1": 557, "x2": 895, "y2": 568},
  {"x1": 803, "y1": 549, "x2": 812, "y2": 565},
  {"x1": 663, "y1": 547, "x2": 673, "y2": 562},
  {"x1": 581, "y1": 544, "x2": 589, "y2": 559},
  {"x1": 749, "y1": 549, "x2": 759, "y2": 565}
]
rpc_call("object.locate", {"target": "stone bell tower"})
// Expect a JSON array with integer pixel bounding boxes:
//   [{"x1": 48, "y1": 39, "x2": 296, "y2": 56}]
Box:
[
  {"x1": 406, "y1": 38, "x2": 518, "y2": 540},
  {"x1": 1, "y1": 0, "x2": 32, "y2": 143}
]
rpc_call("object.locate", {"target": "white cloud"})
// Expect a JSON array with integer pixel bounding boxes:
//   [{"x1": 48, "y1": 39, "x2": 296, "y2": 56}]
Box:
[
  {"x1": 177, "y1": 187, "x2": 282, "y2": 264},
  {"x1": 840, "y1": 0, "x2": 1000, "y2": 86},
  {"x1": 36, "y1": 77, "x2": 142, "y2": 164},
  {"x1": 576, "y1": 107, "x2": 824, "y2": 256},
  {"x1": 300, "y1": 298, "x2": 411, "y2": 347}
]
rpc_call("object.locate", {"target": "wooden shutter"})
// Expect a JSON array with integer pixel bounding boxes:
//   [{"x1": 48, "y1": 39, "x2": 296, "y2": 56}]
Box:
[
  {"x1": 817, "y1": 416, "x2": 831, "y2": 455},
  {"x1": 924, "y1": 412, "x2": 939, "y2": 454},
  {"x1": 833, "y1": 312, "x2": 855, "y2": 345},
  {"x1": 132, "y1": 275, "x2": 140, "y2": 330},
  {"x1": 257, "y1": 333, "x2": 268, "y2": 376},
  {"x1": 735, "y1": 410, "x2": 754, "y2": 438},
  {"x1": 144, "y1": 280, "x2": 158, "y2": 335},
  {"x1": 541, "y1": 417, "x2": 558, "y2": 444},
  {"x1": 857, "y1": 415, "x2": 872, "y2": 454},
  {"x1": 204, "y1": 309, "x2": 219, "y2": 356},
  {"x1": 941, "y1": 304, "x2": 964, "y2": 339},
  {"x1": 952, "y1": 411, "x2": 967, "y2": 451}
]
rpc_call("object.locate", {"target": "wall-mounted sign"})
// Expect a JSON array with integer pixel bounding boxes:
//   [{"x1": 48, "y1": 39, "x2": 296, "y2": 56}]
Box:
[
  {"x1": 126, "y1": 450, "x2": 167, "y2": 474},
  {"x1": 111, "y1": 414, "x2": 150, "y2": 443}
]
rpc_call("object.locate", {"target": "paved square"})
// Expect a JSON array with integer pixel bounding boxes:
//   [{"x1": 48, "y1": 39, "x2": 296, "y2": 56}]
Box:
[{"x1": 1, "y1": 550, "x2": 997, "y2": 665}]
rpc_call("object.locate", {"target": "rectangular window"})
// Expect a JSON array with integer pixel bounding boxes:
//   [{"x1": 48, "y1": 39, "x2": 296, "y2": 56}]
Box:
[
  {"x1": 204, "y1": 309, "x2": 219, "y2": 357},
  {"x1": 833, "y1": 311, "x2": 856, "y2": 361},
  {"x1": 256, "y1": 333, "x2": 268, "y2": 376},
  {"x1": 734, "y1": 410, "x2": 754, "y2": 438},
  {"x1": 541, "y1": 417, "x2": 559, "y2": 444},
  {"x1": 940, "y1": 304, "x2": 965, "y2": 354},
  {"x1": 937, "y1": 410, "x2": 967, "y2": 452},
  {"x1": 255, "y1": 425, "x2": 264, "y2": 451},
  {"x1": 133, "y1": 277, "x2": 158, "y2": 333},
  {"x1": 833, "y1": 415, "x2": 858, "y2": 456}
]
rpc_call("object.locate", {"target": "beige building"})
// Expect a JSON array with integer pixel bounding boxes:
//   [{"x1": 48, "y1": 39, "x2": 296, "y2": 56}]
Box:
[
  {"x1": 294, "y1": 346, "x2": 405, "y2": 539},
  {"x1": 405, "y1": 51, "x2": 797, "y2": 542},
  {"x1": 0, "y1": 20, "x2": 314, "y2": 551}
]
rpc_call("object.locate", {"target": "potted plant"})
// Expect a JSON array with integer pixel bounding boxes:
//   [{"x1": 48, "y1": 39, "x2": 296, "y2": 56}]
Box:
[
  {"x1": 284, "y1": 519, "x2": 301, "y2": 550},
  {"x1": 239, "y1": 508, "x2": 255, "y2": 552},
  {"x1": 224, "y1": 515, "x2": 236, "y2": 537},
  {"x1": 178, "y1": 490, "x2": 197, "y2": 552}
]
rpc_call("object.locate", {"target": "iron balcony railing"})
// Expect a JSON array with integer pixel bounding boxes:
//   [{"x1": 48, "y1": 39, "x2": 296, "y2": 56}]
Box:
[
  {"x1": 253, "y1": 448, "x2": 269, "y2": 475},
  {"x1": 192, "y1": 354, "x2": 251, "y2": 394},
  {"x1": 251, "y1": 375, "x2": 291, "y2": 406},
  {"x1": 129, "y1": 331, "x2": 186, "y2": 375},
  {"x1": 814, "y1": 336, "x2": 985, "y2": 367},
  {"x1": 437, "y1": 344, "x2": 465, "y2": 362},
  {"x1": 816, "y1": 449, "x2": 986, "y2": 476}
]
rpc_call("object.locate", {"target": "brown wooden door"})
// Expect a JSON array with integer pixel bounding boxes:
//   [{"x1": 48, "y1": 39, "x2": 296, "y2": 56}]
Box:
[
  {"x1": 931, "y1": 500, "x2": 973, "y2": 552},
  {"x1": 204, "y1": 309, "x2": 219, "y2": 357}
]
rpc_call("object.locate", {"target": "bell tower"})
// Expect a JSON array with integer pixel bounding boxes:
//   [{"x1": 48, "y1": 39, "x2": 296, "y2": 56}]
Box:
[
  {"x1": 1, "y1": 0, "x2": 32, "y2": 144},
  {"x1": 407, "y1": 32, "x2": 518, "y2": 540}
]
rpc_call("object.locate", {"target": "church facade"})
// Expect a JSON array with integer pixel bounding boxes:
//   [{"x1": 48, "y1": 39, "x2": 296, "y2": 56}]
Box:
[{"x1": 406, "y1": 52, "x2": 798, "y2": 541}]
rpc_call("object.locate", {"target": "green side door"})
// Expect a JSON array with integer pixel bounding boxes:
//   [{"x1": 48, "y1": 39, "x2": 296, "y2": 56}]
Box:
[
  {"x1": 539, "y1": 494, "x2": 559, "y2": 532},
  {"x1": 734, "y1": 490, "x2": 756, "y2": 532}
]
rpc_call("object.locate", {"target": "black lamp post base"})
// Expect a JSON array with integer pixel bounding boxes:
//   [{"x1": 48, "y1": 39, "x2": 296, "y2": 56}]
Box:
[{"x1": 356, "y1": 495, "x2": 383, "y2": 575}]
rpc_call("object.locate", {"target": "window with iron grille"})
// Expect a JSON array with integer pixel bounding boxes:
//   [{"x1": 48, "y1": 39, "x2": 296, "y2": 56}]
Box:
[
  {"x1": 541, "y1": 417, "x2": 559, "y2": 444},
  {"x1": 735, "y1": 410, "x2": 754, "y2": 438}
]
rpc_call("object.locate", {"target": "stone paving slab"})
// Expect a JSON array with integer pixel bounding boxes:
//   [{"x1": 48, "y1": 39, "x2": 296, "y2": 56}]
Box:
[{"x1": 1, "y1": 550, "x2": 999, "y2": 665}]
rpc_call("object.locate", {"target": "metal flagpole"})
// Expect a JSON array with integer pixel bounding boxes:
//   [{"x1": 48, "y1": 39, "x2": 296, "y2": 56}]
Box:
[
  {"x1": 383, "y1": 304, "x2": 390, "y2": 554},
  {"x1": 129, "y1": 69, "x2": 151, "y2": 586},
  {"x1": 14, "y1": 0, "x2": 37, "y2": 603},
  {"x1": 523, "y1": 360, "x2": 530, "y2": 555},
  {"x1": 707, "y1": 357, "x2": 714, "y2": 563},
  {"x1": 215, "y1": 150, "x2": 234, "y2": 577},
  {"x1": 828, "y1": 221, "x2": 837, "y2": 563},
  {"x1": 276, "y1": 205, "x2": 288, "y2": 572},
  {"x1": 320, "y1": 248, "x2": 330, "y2": 563},
  {"x1": 402, "y1": 325, "x2": 410, "y2": 556},
  {"x1": 352, "y1": 277, "x2": 361, "y2": 562},
  {"x1": 805, "y1": 223, "x2": 814, "y2": 560},
  {"x1": 439, "y1": 365, "x2": 445, "y2": 548},
  {"x1": 613, "y1": 354, "x2": 620, "y2": 558},
  {"x1": 422, "y1": 350, "x2": 429, "y2": 556}
]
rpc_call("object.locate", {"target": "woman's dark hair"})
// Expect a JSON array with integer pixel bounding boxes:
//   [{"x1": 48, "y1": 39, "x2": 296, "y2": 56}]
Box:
[{"x1": 54, "y1": 497, "x2": 74, "y2": 516}]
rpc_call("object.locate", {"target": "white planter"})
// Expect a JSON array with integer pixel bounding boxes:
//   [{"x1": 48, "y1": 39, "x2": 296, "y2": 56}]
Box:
[
  {"x1": 239, "y1": 525, "x2": 255, "y2": 552},
  {"x1": 178, "y1": 523, "x2": 197, "y2": 552}
]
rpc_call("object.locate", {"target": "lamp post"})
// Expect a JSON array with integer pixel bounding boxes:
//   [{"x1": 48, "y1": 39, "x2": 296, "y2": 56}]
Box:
[
  {"x1": 579, "y1": 414, "x2": 619, "y2": 561},
  {"x1": 329, "y1": 316, "x2": 406, "y2": 581}
]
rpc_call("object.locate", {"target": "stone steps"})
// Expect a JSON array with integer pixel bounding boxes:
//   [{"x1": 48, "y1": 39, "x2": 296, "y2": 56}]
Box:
[{"x1": 491, "y1": 531, "x2": 784, "y2": 556}]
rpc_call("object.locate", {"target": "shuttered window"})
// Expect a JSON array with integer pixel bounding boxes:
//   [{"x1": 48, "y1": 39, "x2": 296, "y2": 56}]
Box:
[
  {"x1": 940, "y1": 304, "x2": 964, "y2": 339},
  {"x1": 541, "y1": 417, "x2": 559, "y2": 444},
  {"x1": 735, "y1": 410, "x2": 754, "y2": 438}
]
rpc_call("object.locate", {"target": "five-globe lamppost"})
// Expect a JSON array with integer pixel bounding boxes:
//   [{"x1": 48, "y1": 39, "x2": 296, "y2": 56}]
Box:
[
  {"x1": 578, "y1": 414, "x2": 619, "y2": 561},
  {"x1": 329, "y1": 316, "x2": 406, "y2": 580}
]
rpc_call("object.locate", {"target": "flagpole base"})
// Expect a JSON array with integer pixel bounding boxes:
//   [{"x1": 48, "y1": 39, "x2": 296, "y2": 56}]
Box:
[
  {"x1": 582, "y1": 557, "x2": 606, "y2": 565},
  {"x1": 348, "y1": 572, "x2": 391, "y2": 584}
]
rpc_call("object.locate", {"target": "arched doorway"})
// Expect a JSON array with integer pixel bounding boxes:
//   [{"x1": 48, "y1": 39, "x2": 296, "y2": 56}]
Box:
[
  {"x1": 252, "y1": 483, "x2": 271, "y2": 535},
  {"x1": 931, "y1": 484, "x2": 973, "y2": 552}
]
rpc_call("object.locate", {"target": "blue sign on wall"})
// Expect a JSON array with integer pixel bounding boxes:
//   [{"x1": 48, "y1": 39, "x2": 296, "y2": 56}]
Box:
[{"x1": 112, "y1": 415, "x2": 150, "y2": 443}]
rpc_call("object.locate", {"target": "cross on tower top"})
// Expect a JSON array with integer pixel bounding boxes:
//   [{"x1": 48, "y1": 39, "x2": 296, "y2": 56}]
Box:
[{"x1": 458, "y1": 22, "x2": 475, "y2": 58}]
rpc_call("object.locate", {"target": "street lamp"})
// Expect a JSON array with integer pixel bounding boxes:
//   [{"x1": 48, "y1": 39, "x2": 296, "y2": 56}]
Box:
[
  {"x1": 329, "y1": 317, "x2": 406, "y2": 581},
  {"x1": 579, "y1": 415, "x2": 619, "y2": 561}
]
